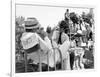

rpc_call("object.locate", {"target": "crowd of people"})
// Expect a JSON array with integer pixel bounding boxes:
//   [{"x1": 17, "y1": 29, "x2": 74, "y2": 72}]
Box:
[{"x1": 15, "y1": 8, "x2": 94, "y2": 73}]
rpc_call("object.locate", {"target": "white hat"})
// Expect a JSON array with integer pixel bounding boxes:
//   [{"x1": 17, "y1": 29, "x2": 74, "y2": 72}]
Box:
[{"x1": 77, "y1": 30, "x2": 83, "y2": 34}]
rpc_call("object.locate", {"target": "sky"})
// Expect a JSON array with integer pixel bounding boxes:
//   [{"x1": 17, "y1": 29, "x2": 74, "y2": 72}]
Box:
[{"x1": 16, "y1": 5, "x2": 90, "y2": 31}]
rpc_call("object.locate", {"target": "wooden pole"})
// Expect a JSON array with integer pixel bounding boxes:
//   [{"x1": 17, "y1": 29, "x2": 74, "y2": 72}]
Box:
[
  {"x1": 24, "y1": 51, "x2": 27, "y2": 72},
  {"x1": 54, "y1": 48, "x2": 56, "y2": 70},
  {"x1": 38, "y1": 49, "x2": 42, "y2": 72},
  {"x1": 47, "y1": 51, "x2": 49, "y2": 71}
]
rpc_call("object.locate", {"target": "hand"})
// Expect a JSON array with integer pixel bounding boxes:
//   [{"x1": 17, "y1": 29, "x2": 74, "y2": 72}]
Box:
[{"x1": 41, "y1": 30, "x2": 47, "y2": 37}]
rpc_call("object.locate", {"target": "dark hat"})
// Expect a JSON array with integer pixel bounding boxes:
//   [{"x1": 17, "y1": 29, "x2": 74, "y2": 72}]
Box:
[{"x1": 25, "y1": 17, "x2": 40, "y2": 29}]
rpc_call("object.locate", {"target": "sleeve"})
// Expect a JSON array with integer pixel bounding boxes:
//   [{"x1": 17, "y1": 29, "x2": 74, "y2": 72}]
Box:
[
  {"x1": 52, "y1": 31, "x2": 59, "y2": 48},
  {"x1": 36, "y1": 33, "x2": 50, "y2": 53},
  {"x1": 52, "y1": 30, "x2": 59, "y2": 41}
]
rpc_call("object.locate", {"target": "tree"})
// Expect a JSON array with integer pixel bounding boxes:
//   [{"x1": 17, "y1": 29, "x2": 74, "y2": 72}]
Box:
[{"x1": 15, "y1": 16, "x2": 25, "y2": 62}]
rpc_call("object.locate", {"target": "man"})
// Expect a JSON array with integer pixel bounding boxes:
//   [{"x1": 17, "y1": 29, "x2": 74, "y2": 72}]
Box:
[
  {"x1": 69, "y1": 31, "x2": 85, "y2": 70},
  {"x1": 64, "y1": 9, "x2": 70, "y2": 21},
  {"x1": 21, "y1": 17, "x2": 54, "y2": 71},
  {"x1": 59, "y1": 9, "x2": 70, "y2": 34}
]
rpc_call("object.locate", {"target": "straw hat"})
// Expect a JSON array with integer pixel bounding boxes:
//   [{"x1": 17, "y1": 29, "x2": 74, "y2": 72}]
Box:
[{"x1": 25, "y1": 17, "x2": 40, "y2": 29}]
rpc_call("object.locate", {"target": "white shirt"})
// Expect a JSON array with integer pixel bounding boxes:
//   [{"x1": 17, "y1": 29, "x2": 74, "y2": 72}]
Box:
[{"x1": 21, "y1": 32, "x2": 57, "y2": 67}]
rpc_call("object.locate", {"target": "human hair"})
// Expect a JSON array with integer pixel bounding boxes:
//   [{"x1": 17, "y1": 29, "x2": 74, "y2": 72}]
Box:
[
  {"x1": 25, "y1": 29, "x2": 33, "y2": 32},
  {"x1": 66, "y1": 9, "x2": 69, "y2": 12}
]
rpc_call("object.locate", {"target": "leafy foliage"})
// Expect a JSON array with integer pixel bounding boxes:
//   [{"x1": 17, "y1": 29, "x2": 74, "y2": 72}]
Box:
[{"x1": 15, "y1": 16, "x2": 25, "y2": 61}]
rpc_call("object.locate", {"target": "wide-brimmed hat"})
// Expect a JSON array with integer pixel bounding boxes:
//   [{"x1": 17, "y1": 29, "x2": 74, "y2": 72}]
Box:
[
  {"x1": 74, "y1": 30, "x2": 83, "y2": 37},
  {"x1": 25, "y1": 17, "x2": 40, "y2": 29}
]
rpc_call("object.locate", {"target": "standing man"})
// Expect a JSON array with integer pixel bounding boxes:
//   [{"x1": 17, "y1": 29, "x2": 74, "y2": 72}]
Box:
[{"x1": 21, "y1": 17, "x2": 54, "y2": 71}]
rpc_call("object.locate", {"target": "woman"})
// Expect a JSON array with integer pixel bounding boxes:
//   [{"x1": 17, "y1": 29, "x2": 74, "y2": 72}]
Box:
[{"x1": 52, "y1": 27, "x2": 71, "y2": 70}]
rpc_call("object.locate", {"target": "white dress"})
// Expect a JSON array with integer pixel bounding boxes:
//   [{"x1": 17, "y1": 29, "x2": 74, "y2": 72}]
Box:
[{"x1": 52, "y1": 30, "x2": 71, "y2": 70}]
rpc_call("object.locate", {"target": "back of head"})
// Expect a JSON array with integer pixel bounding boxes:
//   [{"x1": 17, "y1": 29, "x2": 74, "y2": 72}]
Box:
[{"x1": 25, "y1": 17, "x2": 40, "y2": 32}]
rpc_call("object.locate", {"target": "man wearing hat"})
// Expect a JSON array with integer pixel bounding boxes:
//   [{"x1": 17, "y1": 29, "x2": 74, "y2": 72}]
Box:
[{"x1": 21, "y1": 17, "x2": 54, "y2": 71}]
